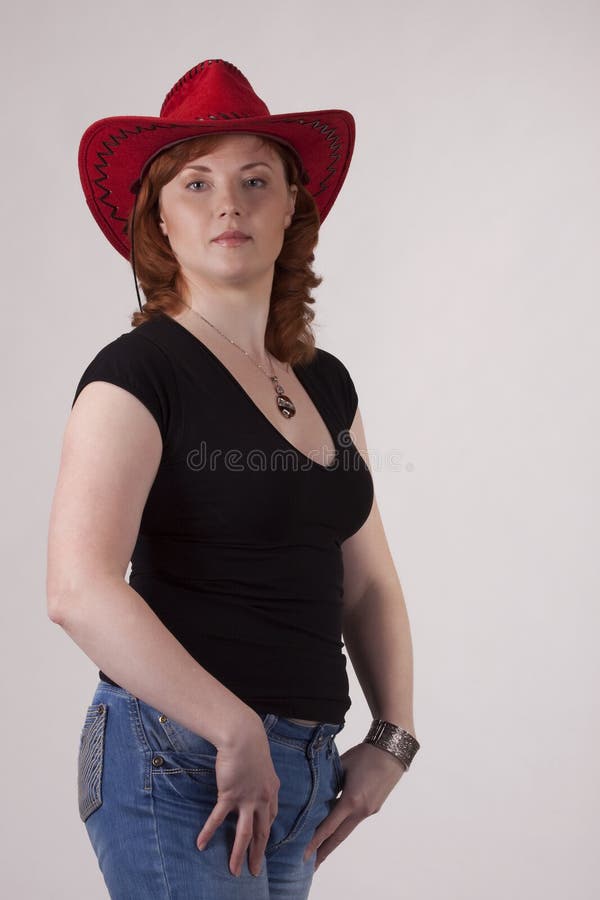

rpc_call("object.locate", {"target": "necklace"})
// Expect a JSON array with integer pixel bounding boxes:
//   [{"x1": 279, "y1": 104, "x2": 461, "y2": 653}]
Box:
[{"x1": 179, "y1": 301, "x2": 297, "y2": 419}]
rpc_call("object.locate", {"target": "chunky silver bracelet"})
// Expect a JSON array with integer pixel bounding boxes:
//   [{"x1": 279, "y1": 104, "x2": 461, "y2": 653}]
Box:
[{"x1": 363, "y1": 719, "x2": 420, "y2": 771}]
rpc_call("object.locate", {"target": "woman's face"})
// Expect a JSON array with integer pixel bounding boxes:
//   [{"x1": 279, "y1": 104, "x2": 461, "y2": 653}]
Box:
[{"x1": 158, "y1": 134, "x2": 298, "y2": 292}]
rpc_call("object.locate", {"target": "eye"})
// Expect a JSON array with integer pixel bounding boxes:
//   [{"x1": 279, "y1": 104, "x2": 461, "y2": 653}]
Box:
[{"x1": 186, "y1": 178, "x2": 266, "y2": 191}]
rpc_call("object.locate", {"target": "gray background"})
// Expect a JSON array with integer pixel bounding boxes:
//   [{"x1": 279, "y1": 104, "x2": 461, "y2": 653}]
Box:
[{"x1": 1, "y1": 0, "x2": 598, "y2": 897}]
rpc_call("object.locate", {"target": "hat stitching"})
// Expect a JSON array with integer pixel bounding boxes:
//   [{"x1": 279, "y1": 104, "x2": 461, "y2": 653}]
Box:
[
  {"x1": 88, "y1": 123, "x2": 193, "y2": 232},
  {"x1": 306, "y1": 121, "x2": 342, "y2": 196}
]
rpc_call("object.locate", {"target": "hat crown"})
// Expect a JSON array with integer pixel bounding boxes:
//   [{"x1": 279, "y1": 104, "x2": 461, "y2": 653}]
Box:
[{"x1": 160, "y1": 58, "x2": 270, "y2": 122}]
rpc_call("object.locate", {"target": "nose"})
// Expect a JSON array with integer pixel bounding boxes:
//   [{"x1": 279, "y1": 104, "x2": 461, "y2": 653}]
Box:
[
  {"x1": 219, "y1": 206, "x2": 240, "y2": 218},
  {"x1": 216, "y1": 183, "x2": 243, "y2": 218}
]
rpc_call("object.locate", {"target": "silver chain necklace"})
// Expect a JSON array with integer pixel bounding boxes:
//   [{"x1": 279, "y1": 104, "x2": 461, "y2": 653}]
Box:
[{"x1": 180, "y1": 301, "x2": 297, "y2": 419}]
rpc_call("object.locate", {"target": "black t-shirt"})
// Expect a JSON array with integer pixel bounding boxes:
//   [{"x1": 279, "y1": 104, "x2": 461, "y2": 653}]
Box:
[{"x1": 71, "y1": 313, "x2": 374, "y2": 724}]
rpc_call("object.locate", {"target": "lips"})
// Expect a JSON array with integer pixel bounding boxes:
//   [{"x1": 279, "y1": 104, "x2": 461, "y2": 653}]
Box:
[{"x1": 213, "y1": 230, "x2": 250, "y2": 241}]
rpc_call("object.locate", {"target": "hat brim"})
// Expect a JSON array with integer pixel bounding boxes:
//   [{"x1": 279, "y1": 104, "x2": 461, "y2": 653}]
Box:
[{"x1": 78, "y1": 109, "x2": 355, "y2": 260}]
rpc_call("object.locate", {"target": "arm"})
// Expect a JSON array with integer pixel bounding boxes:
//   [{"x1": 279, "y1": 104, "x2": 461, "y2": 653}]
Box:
[
  {"x1": 47, "y1": 380, "x2": 263, "y2": 750},
  {"x1": 341, "y1": 406, "x2": 417, "y2": 739},
  {"x1": 301, "y1": 405, "x2": 417, "y2": 867}
]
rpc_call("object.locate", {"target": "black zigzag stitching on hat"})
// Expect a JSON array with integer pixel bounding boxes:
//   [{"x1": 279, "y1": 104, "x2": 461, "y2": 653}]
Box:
[
  {"x1": 309, "y1": 120, "x2": 342, "y2": 197},
  {"x1": 277, "y1": 118, "x2": 343, "y2": 199},
  {"x1": 89, "y1": 123, "x2": 208, "y2": 234}
]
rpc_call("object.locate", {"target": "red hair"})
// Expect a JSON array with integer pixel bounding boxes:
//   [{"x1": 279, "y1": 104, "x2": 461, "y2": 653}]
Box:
[{"x1": 126, "y1": 134, "x2": 323, "y2": 366}]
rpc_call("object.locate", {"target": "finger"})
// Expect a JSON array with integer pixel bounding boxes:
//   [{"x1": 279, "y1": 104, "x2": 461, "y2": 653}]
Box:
[
  {"x1": 229, "y1": 808, "x2": 254, "y2": 877},
  {"x1": 302, "y1": 802, "x2": 352, "y2": 862},
  {"x1": 314, "y1": 814, "x2": 361, "y2": 869},
  {"x1": 196, "y1": 799, "x2": 231, "y2": 850},
  {"x1": 247, "y1": 807, "x2": 273, "y2": 877}
]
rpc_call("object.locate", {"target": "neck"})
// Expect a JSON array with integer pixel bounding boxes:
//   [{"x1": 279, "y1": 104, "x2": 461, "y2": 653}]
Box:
[{"x1": 180, "y1": 274, "x2": 272, "y2": 360}]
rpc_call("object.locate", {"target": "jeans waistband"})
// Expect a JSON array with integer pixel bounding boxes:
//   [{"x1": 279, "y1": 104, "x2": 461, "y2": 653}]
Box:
[
  {"x1": 260, "y1": 712, "x2": 344, "y2": 750},
  {"x1": 93, "y1": 680, "x2": 344, "y2": 753}
]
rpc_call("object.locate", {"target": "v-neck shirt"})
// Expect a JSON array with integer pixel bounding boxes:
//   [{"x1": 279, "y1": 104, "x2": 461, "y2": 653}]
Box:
[{"x1": 71, "y1": 313, "x2": 374, "y2": 724}]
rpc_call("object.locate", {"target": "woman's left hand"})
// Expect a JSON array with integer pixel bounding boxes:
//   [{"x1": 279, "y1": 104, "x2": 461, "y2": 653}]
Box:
[{"x1": 302, "y1": 741, "x2": 406, "y2": 870}]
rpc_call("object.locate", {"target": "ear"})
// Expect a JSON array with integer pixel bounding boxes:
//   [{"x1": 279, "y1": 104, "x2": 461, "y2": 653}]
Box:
[{"x1": 285, "y1": 185, "x2": 298, "y2": 228}]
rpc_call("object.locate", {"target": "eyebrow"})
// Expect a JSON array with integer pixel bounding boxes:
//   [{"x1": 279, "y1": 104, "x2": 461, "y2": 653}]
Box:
[{"x1": 182, "y1": 161, "x2": 273, "y2": 173}]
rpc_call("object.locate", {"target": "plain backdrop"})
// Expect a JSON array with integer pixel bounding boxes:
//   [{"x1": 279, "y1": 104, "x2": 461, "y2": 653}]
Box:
[{"x1": 1, "y1": 1, "x2": 598, "y2": 897}]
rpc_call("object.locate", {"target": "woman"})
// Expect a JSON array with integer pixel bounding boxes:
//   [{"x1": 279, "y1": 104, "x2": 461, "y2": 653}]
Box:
[{"x1": 47, "y1": 58, "x2": 420, "y2": 899}]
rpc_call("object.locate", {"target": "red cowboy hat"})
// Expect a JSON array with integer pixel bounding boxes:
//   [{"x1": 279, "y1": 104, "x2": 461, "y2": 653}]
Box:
[{"x1": 78, "y1": 57, "x2": 356, "y2": 262}]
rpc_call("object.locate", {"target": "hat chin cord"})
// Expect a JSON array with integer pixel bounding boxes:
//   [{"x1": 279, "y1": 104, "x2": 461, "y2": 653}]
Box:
[{"x1": 129, "y1": 188, "x2": 144, "y2": 315}]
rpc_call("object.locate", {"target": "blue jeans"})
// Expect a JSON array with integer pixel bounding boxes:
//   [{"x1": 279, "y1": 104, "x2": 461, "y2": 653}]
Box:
[{"x1": 77, "y1": 680, "x2": 345, "y2": 899}]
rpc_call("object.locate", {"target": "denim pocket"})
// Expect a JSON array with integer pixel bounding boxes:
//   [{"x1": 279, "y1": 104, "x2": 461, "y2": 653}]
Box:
[
  {"x1": 135, "y1": 697, "x2": 218, "y2": 759},
  {"x1": 331, "y1": 742, "x2": 345, "y2": 795},
  {"x1": 78, "y1": 702, "x2": 108, "y2": 822},
  {"x1": 150, "y1": 748, "x2": 218, "y2": 807}
]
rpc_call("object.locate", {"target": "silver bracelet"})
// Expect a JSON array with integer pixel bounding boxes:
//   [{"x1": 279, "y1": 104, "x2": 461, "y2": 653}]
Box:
[{"x1": 363, "y1": 719, "x2": 420, "y2": 771}]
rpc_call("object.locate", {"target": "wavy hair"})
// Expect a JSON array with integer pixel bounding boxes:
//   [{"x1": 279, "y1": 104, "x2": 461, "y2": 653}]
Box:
[{"x1": 126, "y1": 134, "x2": 322, "y2": 367}]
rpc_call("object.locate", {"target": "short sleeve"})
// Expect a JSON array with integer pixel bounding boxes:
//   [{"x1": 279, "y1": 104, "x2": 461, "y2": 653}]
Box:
[
  {"x1": 338, "y1": 359, "x2": 359, "y2": 427},
  {"x1": 71, "y1": 332, "x2": 178, "y2": 449},
  {"x1": 316, "y1": 348, "x2": 360, "y2": 429}
]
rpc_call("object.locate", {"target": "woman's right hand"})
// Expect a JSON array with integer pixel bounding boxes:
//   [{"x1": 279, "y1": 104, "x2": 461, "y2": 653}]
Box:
[{"x1": 195, "y1": 716, "x2": 281, "y2": 878}]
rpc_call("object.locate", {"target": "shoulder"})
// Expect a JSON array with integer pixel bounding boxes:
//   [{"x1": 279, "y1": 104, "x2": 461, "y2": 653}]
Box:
[
  {"x1": 96, "y1": 319, "x2": 173, "y2": 362},
  {"x1": 75, "y1": 321, "x2": 176, "y2": 386},
  {"x1": 310, "y1": 346, "x2": 360, "y2": 427},
  {"x1": 313, "y1": 346, "x2": 353, "y2": 380},
  {"x1": 71, "y1": 321, "x2": 180, "y2": 447}
]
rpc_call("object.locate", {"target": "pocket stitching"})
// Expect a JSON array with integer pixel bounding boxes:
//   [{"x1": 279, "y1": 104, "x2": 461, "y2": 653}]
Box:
[
  {"x1": 78, "y1": 703, "x2": 108, "y2": 823},
  {"x1": 332, "y1": 744, "x2": 345, "y2": 795}
]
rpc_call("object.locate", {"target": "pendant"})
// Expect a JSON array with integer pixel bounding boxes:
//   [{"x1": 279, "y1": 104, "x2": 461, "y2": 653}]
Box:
[
  {"x1": 274, "y1": 380, "x2": 296, "y2": 418},
  {"x1": 276, "y1": 394, "x2": 296, "y2": 418}
]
